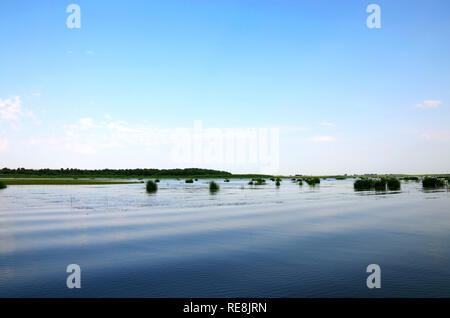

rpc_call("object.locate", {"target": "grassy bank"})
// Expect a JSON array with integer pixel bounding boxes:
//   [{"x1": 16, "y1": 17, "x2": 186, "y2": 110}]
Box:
[{"x1": 0, "y1": 179, "x2": 140, "y2": 185}]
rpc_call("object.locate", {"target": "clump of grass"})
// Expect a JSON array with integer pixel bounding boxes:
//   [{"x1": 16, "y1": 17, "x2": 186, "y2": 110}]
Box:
[
  {"x1": 155, "y1": 179, "x2": 160, "y2": 183},
  {"x1": 354, "y1": 178, "x2": 374, "y2": 191},
  {"x1": 248, "y1": 181, "x2": 254, "y2": 185},
  {"x1": 254, "y1": 178, "x2": 266, "y2": 185},
  {"x1": 195, "y1": 178, "x2": 198, "y2": 181},
  {"x1": 0, "y1": 181, "x2": 7, "y2": 189},
  {"x1": 422, "y1": 177, "x2": 445, "y2": 188},
  {"x1": 373, "y1": 178, "x2": 387, "y2": 191},
  {"x1": 185, "y1": 179, "x2": 194, "y2": 183},
  {"x1": 401, "y1": 176, "x2": 419, "y2": 181},
  {"x1": 275, "y1": 180, "x2": 280, "y2": 187},
  {"x1": 270, "y1": 178, "x2": 275, "y2": 182},
  {"x1": 224, "y1": 179, "x2": 230, "y2": 182},
  {"x1": 276, "y1": 177, "x2": 281, "y2": 182},
  {"x1": 304, "y1": 177, "x2": 320, "y2": 186},
  {"x1": 146, "y1": 180, "x2": 158, "y2": 193},
  {"x1": 209, "y1": 181, "x2": 219, "y2": 192},
  {"x1": 354, "y1": 178, "x2": 394, "y2": 191},
  {"x1": 298, "y1": 180, "x2": 303, "y2": 186},
  {"x1": 387, "y1": 178, "x2": 401, "y2": 191},
  {"x1": 335, "y1": 176, "x2": 346, "y2": 180},
  {"x1": 291, "y1": 178, "x2": 296, "y2": 182}
]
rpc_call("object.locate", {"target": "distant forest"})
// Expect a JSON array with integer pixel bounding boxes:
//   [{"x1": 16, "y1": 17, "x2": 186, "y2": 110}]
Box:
[{"x1": 0, "y1": 168, "x2": 234, "y2": 178}]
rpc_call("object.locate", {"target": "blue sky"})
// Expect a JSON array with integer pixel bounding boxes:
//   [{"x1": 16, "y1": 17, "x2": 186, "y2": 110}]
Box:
[{"x1": 1, "y1": 0, "x2": 449, "y2": 174}]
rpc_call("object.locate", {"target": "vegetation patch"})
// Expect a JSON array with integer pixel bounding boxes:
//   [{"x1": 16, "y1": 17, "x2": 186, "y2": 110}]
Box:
[
  {"x1": 373, "y1": 179, "x2": 387, "y2": 191},
  {"x1": 354, "y1": 178, "x2": 400, "y2": 191},
  {"x1": 304, "y1": 177, "x2": 320, "y2": 186},
  {"x1": 387, "y1": 178, "x2": 401, "y2": 191},
  {"x1": 1, "y1": 179, "x2": 139, "y2": 185},
  {"x1": 185, "y1": 179, "x2": 194, "y2": 183},
  {"x1": 354, "y1": 178, "x2": 374, "y2": 191},
  {"x1": 254, "y1": 178, "x2": 266, "y2": 185},
  {"x1": 209, "y1": 181, "x2": 219, "y2": 193},
  {"x1": 0, "y1": 181, "x2": 7, "y2": 189},
  {"x1": 422, "y1": 177, "x2": 445, "y2": 188},
  {"x1": 146, "y1": 180, "x2": 158, "y2": 193},
  {"x1": 401, "y1": 176, "x2": 419, "y2": 181}
]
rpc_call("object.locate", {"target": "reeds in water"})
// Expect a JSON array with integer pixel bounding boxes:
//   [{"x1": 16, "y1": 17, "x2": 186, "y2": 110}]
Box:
[{"x1": 146, "y1": 180, "x2": 158, "y2": 193}]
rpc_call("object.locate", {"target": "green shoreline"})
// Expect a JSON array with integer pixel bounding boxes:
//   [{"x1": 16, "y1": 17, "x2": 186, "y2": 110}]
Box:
[{"x1": 0, "y1": 179, "x2": 141, "y2": 185}]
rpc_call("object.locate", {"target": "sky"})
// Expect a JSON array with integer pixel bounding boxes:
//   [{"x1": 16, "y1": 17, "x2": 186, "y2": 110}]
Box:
[{"x1": 0, "y1": 0, "x2": 449, "y2": 175}]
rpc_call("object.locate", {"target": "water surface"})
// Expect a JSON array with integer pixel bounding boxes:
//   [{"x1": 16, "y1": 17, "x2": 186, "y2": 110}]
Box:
[{"x1": 1, "y1": 179, "x2": 449, "y2": 297}]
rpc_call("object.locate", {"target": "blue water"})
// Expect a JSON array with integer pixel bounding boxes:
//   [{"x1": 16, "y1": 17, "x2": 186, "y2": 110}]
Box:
[{"x1": 1, "y1": 179, "x2": 449, "y2": 297}]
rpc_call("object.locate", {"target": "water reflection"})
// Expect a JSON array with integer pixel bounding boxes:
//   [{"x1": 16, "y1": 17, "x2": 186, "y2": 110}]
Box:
[{"x1": 0, "y1": 179, "x2": 450, "y2": 297}]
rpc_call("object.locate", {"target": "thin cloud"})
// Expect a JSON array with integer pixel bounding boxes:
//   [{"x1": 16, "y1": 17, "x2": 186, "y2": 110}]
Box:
[
  {"x1": 0, "y1": 96, "x2": 35, "y2": 121},
  {"x1": 414, "y1": 100, "x2": 442, "y2": 109},
  {"x1": 320, "y1": 121, "x2": 334, "y2": 127}
]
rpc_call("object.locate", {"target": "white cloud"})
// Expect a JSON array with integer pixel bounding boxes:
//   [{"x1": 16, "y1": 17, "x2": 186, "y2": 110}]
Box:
[
  {"x1": 0, "y1": 96, "x2": 37, "y2": 126},
  {"x1": 65, "y1": 117, "x2": 100, "y2": 135},
  {"x1": 32, "y1": 92, "x2": 41, "y2": 97},
  {"x1": 414, "y1": 100, "x2": 442, "y2": 109},
  {"x1": 320, "y1": 121, "x2": 334, "y2": 127},
  {"x1": 311, "y1": 135, "x2": 335, "y2": 142},
  {"x1": 0, "y1": 96, "x2": 34, "y2": 120},
  {"x1": 86, "y1": 50, "x2": 94, "y2": 55}
]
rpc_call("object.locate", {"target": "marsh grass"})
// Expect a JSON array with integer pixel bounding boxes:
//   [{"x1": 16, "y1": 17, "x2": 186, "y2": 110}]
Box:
[
  {"x1": 185, "y1": 179, "x2": 194, "y2": 183},
  {"x1": 298, "y1": 180, "x2": 303, "y2": 186},
  {"x1": 146, "y1": 180, "x2": 158, "y2": 193},
  {"x1": 209, "y1": 181, "x2": 219, "y2": 193},
  {"x1": 422, "y1": 177, "x2": 445, "y2": 188},
  {"x1": 373, "y1": 179, "x2": 387, "y2": 191},
  {"x1": 1, "y1": 179, "x2": 138, "y2": 185},
  {"x1": 354, "y1": 178, "x2": 374, "y2": 191},
  {"x1": 387, "y1": 178, "x2": 401, "y2": 191},
  {"x1": 0, "y1": 181, "x2": 7, "y2": 189},
  {"x1": 275, "y1": 180, "x2": 280, "y2": 187},
  {"x1": 255, "y1": 178, "x2": 266, "y2": 185},
  {"x1": 401, "y1": 176, "x2": 419, "y2": 181},
  {"x1": 224, "y1": 179, "x2": 230, "y2": 182},
  {"x1": 304, "y1": 177, "x2": 320, "y2": 186},
  {"x1": 354, "y1": 178, "x2": 400, "y2": 191}
]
